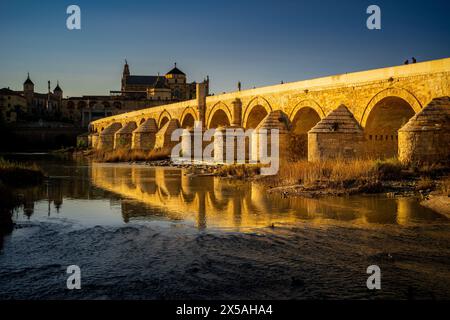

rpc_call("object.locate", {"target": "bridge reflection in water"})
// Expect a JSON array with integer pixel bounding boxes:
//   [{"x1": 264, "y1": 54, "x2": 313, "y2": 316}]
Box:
[{"x1": 89, "y1": 164, "x2": 440, "y2": 229}]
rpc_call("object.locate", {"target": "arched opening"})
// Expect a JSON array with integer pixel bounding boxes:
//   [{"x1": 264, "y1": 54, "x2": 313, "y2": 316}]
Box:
[
  {"x1": 159, "y1": 116, "x2": 170, "y2": 129},
  {"x1": 365, "y1": 96, "x2": 415, "y2": 158},
  {"x1": 209, "y1": 109, "x2": 230, "y2": 128},
  {"x1": 246, "y1": 105, "x2": 268, "y2": 129},
  {"x1": 290, "y1": 107, "x2": 321, "y2": 159},
  {"x1": 139, "y1": 118, "x2": 146, "y2": 125},
  {"x1": 181, "y1": 113, "x2": 195, "y2": 128}
]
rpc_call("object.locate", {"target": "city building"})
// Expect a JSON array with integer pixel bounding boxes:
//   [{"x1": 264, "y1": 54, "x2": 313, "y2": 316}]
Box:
[{"x1": 0, "y1": 62, "x2": 209, "y2": 128}]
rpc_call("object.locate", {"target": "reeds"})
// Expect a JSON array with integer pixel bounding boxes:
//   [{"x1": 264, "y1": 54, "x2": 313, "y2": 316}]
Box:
[
  {"x1": 92, "y1": 148, "x2": 171, "y2": 163},
  {"x1": 265, "y1": 157, "x2": 404, "y2": 189}
]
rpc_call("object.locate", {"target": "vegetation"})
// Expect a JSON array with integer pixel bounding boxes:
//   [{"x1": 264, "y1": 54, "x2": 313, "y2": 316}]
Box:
[
  {"x1": 0, "y1": 158, "x2": 45, "y2": 244},
  {"x1": 91, "y1": 148, "x2": 171, "y2": 163},
  {"x1": 0, "y1": 157, "x2": 44, "y2": 187},
  {"x1": 226, "y1": 157, "x2": 449, "y2": 196},
  {"x1": 215, "y1": 164, "x2": 262, "y2": 179},
  {"x1": 437, "y1": 177, "x2": 450, "y2": 196}
]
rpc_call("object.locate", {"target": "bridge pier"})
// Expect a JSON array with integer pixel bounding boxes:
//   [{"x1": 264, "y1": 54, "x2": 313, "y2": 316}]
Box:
[
  {"x1": 132, "y1": 118, "x2": 158, "y2": 151},
  {"x1": 154, "y1": 119, "x2": 180, "y2": 150},
  {"x1": 97, "y1": 122, "x2": 122, "y2": 151},
  {"x1": 88, "y1": 133, "x2": 99, "y2": 149},
  {"x1": 114, "y1": 121, "x2": 137, "y2": 150},
  {"x1": 251, "y1": 110, "x2": 290, "y2": 163},
  {"x1": 231, "y1": 98, "x2": 242, "y2": 127},
  {"x1": 308, "y1": 105, "x2": 365, "y2": 162},
  {"x1": 180, "y1": 126, "x2": 205, "y2": 163},
  {"x1": 398, "y1": 97, "x2": 450, "y2": 164},
  {"x1": 213, "y1": 126, "x2": 247, "y2": 164}
]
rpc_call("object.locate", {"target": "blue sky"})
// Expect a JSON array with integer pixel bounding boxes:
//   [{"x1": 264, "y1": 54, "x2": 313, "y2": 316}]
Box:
[{"x1": 0, "y1": 0, "x2": 449, "y2": 97}]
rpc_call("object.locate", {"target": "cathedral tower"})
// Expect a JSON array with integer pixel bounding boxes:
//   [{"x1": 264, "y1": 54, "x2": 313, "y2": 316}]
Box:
[
  {"x1": 23, "y1": 73, "x2": 34, "y2": 105},
  {"x1": 53, "y1": 81, "x2": 63, "y2": 100},
  {"x1": 121, "y1": 59, "x2": 130, "y2": 92}
]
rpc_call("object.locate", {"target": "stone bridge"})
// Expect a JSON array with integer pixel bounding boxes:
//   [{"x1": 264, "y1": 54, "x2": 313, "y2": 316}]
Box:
[{"x1": 88, "y1": 57, "x2": 450, "y2": 163}]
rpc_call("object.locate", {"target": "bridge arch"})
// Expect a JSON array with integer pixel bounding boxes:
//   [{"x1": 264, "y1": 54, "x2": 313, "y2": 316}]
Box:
[
  {"x1": 289, "y1": 99, "x2": 325, "y2": 120},
  {"x1": 361, "y1": 87, "x2": 422, "y2": 127},
  {"x1": 363, "y1": 88, "x2": 421, "y2": 158},
  {"x1": 158, "y1": 110, "x2": 172, "y2": 129},
  {"x1": 180, "y1": 107, "x2": 199, "y2": 128},
  {"x1": 287, "y1": 100, "x2": 324, "y2": 159},
  {"x1": 206, "y1": 102, "x2": 232, "y2": 129},
  {"x1": 242, "y1": 96, "x2": 273, "y2": 129}
]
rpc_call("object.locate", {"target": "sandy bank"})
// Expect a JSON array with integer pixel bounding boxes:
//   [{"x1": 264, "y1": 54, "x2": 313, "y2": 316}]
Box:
[{"x1": 421, "y1": 195, "x2": 450, "y2": 218}]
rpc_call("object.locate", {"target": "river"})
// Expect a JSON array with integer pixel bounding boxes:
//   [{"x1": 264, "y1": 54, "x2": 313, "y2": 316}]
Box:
[{"x1": 0, "y1": 154, "x2": 449, "y2": 299}]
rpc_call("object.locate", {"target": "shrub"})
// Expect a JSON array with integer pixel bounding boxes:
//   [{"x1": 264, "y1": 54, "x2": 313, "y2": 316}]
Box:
[{"x1": 374, "y1": 158, "x2": 404, "y2": 180}]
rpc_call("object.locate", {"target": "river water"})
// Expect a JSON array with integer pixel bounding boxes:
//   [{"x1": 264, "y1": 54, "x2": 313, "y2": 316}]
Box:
[{"x1": 0, "y1": 154, "x2": 449, "y2": 299}]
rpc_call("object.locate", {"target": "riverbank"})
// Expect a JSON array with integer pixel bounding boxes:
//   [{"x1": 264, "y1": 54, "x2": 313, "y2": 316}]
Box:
[
  {"x1": 0, "y1": 157, "x2": 44, "y2": 187},
  {"x1": 420, "y1": 178, "x2": 450, "y2": 218},
  {"x1": 261, "y1": 159, "x2": 440, "y2": 194},
  {"x1": 0, "y1": 157, "x2": 45, "y2": 248},
  {"x1": 259, "y1": 159, "x2": 450, "y2": 217},
  {"x1": 72, "y1": 148, "x2": 171, "y2": 163}
]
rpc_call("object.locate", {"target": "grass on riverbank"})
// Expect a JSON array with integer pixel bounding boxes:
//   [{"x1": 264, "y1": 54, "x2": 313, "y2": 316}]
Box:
[
  {"x1": 215, "y1": 164, "x2": 263, "y2": 179},
  {"x1": 437, "y1": 177, "x2": 450, "y2": 196},
  {"x1": 275, "y1": 158, "x2": 403, "y2": 187},
  {"x1": 0, "y1": 157, "x2": 44, "y2": 187},
  {"x1": 90, "y1": 148, "x2": 171, "y2": 163},
  {"x1": 249, "y1": 158, "x2": 449, "y2": 195}
]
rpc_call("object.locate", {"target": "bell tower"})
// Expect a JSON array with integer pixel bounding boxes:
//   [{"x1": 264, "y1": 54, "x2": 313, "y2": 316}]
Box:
[
  {"x1": 121, "y1": 59, "x2": 130, "y2": 92},
  {"x1": 23, "y1": 73, "x2": 34, "y2": 105}
]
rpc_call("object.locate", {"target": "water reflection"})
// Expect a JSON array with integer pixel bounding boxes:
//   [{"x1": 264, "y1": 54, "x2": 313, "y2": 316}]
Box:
[
  {"x1": 3, "y1": 154, "x2": 444, "y2": 232},
  {"x1": 87, "y1": 163, "x2": 443, "y2": 228}
]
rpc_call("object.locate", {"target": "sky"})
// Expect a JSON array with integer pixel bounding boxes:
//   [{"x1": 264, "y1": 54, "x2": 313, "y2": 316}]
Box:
[{"x1": 0, "y1": 0, "x2": 449, "y2": 97}]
